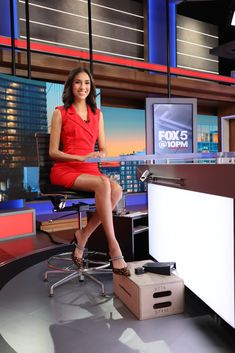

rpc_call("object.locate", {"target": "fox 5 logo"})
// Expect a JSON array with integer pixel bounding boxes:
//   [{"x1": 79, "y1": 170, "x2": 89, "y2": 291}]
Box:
[{"x1": 158, "y1": 130, "x2": 189, "y2": 149}]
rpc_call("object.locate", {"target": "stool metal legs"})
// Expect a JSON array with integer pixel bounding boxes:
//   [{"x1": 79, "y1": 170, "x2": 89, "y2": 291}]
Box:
[
  {"x1": 44, "y1": 251, "x2": 111, "y2": 296},
  {"x1": 44, "y1": 210, "x2": 111, "y2": 296}
]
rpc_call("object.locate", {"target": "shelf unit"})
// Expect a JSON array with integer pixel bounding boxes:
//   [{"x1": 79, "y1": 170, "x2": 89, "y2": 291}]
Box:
[{"x1": 87, "y1": 211, "x2": 149, "y2": 262}]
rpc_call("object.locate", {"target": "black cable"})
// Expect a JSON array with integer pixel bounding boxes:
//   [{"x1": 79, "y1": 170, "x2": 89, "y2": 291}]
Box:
[
  {"x1": 9, "y1": 0, "x2": 16, "y2": 75},
  {"x1": 40, "y1": 229, "x2": 67, "y2": 245},
  {"x1": 39, "y1": 211, "x2": 78, "y2": 245},
  {"x1": 87, "y1": 0, "x2": 93, "y2": 75},
  {"x1": 166, "y1": 0, "x2": 171, "y2": 98},
  {"x1": 25, "y1": 0, "x2": 32, "y2": 78}
]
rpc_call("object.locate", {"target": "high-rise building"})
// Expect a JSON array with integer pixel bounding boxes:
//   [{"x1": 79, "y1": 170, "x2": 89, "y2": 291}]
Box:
[{"x1": 0, "y1": 74, "x2": 48, "y2": 201}]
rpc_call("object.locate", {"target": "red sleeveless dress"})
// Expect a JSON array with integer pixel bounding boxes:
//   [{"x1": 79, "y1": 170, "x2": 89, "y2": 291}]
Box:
[{"x1": 50, "y1": 104, "x2": 104, "y2": 188}]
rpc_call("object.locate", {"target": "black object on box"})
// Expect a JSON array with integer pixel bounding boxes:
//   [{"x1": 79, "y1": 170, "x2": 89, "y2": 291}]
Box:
[{"x1": 135, "y1": 262, "x2": 176, "y2": 276}]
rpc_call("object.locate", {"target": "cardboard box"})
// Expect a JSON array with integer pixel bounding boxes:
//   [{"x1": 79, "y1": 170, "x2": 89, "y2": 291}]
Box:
[{"x1": 113, "y1": 260, "x2": 184, "y2": 320}]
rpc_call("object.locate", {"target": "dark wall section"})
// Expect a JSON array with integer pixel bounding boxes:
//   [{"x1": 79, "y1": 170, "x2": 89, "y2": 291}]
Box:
[
  {"x1": 177, "y1": 15, "x2": 218, "y2": 74},
  {"x1": 177, "y1": 0, "x2": 235, "y2": 76}
]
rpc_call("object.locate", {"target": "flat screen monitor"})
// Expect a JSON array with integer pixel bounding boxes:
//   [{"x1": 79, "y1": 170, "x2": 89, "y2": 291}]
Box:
[{"x1": 145, "y1": 98, "x2": 197, "y2": 154}]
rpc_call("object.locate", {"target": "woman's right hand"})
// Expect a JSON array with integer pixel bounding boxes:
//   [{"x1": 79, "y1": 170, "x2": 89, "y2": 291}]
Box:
[{"x1": 77, "y1": 152, "x2": 101, "y2": 161}]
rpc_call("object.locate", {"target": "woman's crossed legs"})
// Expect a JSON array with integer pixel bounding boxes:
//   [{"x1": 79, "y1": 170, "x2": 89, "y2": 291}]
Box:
[{"x1": 72, "y1": 174, "x2": 127, "y2": 271}]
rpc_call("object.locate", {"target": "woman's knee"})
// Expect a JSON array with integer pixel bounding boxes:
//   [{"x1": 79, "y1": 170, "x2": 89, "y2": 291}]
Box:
[
  {"x1": 96, "y1": 176, "x2": 112, "y2": 194},
  {"x1": 95, "y1": 177, "x2": 122, "y2": 203}
]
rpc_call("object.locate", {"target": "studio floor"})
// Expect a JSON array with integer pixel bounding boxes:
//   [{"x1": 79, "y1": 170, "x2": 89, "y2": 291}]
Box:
[{"x1": 1, "y1": 228, "x2": 235, "y2": 353}]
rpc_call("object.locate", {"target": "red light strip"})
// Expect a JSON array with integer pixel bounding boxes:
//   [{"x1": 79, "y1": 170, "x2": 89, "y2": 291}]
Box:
[{"x1": 1, "y1": 35, "x2": 235, "y2": 85}]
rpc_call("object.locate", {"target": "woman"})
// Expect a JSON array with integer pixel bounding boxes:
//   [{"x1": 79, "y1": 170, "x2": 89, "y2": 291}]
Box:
[{"x1": 49, "y1": 66, "x2": 130, "y2": 276}]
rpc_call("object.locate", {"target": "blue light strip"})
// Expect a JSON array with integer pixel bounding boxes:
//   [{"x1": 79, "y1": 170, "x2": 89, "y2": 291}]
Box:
[
  {"x1": 0, "y1": 199, "x2": 24, "y2": 210},
  {"x1": 0, "y1": 0, "x2": 18, "y2": 38},
  {"x1": 148, "y1": 0, "x2": 157, "y2": 64},
  {"x1": 148, "y1": 0, "x2": 176, "y2": 67},
  {"x1": 169, "y1": 1, "x2": 176, "y2": 67}
]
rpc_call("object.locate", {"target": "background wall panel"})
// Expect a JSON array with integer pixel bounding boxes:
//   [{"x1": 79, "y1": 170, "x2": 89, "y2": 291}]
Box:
[
  {"x1": 18, "y1": 0, "x2": 144, "y2": 60},
  {"x1": 177, "y1": 14, "x2": 218, "y2": 74}
]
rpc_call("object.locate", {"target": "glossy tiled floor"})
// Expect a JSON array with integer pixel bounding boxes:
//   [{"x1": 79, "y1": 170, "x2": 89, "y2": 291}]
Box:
[
  {"x1": 1, "y1": 256, "x2": 235, "y2": 353},
  {"x1": 1, "y1": 208, "x2": 235, "y2": 353}
]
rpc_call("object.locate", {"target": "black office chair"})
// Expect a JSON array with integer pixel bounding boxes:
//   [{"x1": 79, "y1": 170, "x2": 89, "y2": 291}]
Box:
[{"x1": 35, "y1": 132, "x2": 110, "y2": 296}]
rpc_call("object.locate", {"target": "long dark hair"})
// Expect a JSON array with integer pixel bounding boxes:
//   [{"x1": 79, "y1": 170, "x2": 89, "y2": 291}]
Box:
[{"x1": 62, "y1": 66, "x2": 97, "y2": 113}]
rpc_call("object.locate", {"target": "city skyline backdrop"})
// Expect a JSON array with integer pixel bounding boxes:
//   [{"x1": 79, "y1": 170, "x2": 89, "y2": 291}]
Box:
[{"x1": 0, "y1": 75, "x2": 219, "y2": 201}]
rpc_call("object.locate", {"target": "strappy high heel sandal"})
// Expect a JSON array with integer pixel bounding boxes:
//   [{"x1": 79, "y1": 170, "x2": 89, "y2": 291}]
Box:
[
  {"x1": 71, "y1": 242, "x2": 85, "y2": 269},
  {"x1": 109, "y1": 255, "x2": 131, "y2": 277}
]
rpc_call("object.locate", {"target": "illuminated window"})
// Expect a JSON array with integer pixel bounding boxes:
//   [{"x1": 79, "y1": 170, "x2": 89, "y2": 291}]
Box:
[
  {"x1": 7, "y1": 122, "x2": 16, "y2": 127},
  {"x1": 10, "y1": 82, "x2": 19, "y2": 88}
]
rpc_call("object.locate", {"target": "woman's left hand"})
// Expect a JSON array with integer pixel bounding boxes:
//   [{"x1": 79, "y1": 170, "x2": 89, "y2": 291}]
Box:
[{"x1": 97, "y1": 151, "x2": 106, "y2": 158}]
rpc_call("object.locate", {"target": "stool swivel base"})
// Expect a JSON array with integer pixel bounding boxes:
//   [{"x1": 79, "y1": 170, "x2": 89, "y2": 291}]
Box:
[{"x1": 44, "y1": 250, "x2": 111, "y2": 297}]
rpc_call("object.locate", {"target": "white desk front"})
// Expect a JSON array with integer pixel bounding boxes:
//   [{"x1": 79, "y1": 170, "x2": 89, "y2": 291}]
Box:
[{"x1": 143, "y1": 164, "x2": 235, "y2": 328}]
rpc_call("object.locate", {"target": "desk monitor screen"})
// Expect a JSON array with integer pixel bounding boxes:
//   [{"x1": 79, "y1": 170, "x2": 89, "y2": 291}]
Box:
[{"x1": 145, "y1": 98, "x2": 197, "y2": 155}]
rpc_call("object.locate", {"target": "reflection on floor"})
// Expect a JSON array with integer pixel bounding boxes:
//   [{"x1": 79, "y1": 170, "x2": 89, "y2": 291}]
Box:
[
  {"x1": 0, "y1": 229, "x2": 74, "y2": 264},
  {"x1": 1, "y1": 259, "x2": 235, "y2": 353}
]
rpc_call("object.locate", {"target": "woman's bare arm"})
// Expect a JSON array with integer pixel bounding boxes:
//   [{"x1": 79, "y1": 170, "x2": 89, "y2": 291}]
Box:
[
  {"x1": 97, "y1": 111, "x2": 107, "y2": 157},
  {"x1": 49, "y1": 109, "x2": 96, "y2": 162}
]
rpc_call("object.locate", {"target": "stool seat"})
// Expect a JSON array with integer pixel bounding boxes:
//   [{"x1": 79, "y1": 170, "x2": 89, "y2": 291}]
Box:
[{"x1": 40, "y1": 183, "x2": 94, "y2": 199}]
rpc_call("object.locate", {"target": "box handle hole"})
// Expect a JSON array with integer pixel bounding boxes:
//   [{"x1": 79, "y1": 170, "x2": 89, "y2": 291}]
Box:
[
  {"x1": 153, "y1": 301, "x2": 172, "y2": 309},
  {"x1": 153, "y1": 290, "x2": 171, "y2": 298}
]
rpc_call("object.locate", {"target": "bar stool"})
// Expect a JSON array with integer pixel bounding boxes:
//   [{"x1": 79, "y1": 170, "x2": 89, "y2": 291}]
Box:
[{"x1": 35, "y1": 132, "x2": 111, "y2": 296}]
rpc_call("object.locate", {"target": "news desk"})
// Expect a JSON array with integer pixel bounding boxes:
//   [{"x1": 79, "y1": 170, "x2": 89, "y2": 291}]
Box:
[{"x1": 90, "y1": 152, "x2": 235, "y2": 328}]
